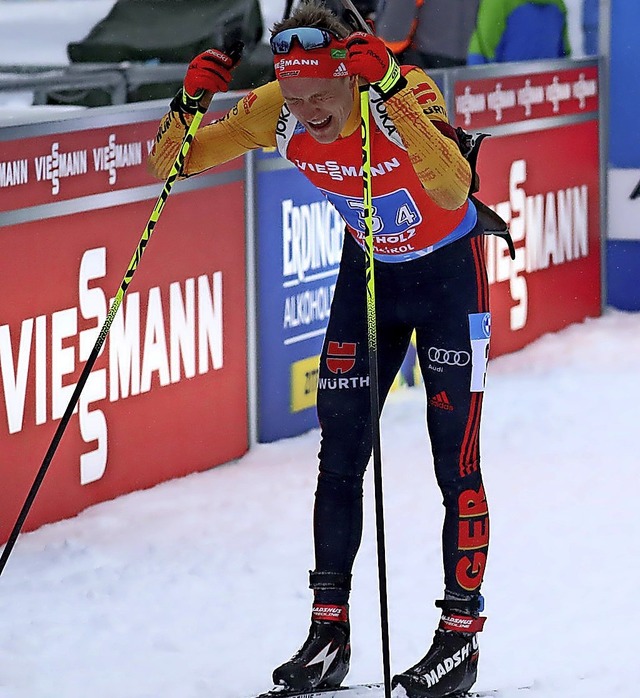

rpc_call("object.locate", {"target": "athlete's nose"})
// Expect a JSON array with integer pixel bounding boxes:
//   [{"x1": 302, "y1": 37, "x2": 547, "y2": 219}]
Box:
[{"x1": 299, "y1": 103, "x2": 325, "y2": 123}]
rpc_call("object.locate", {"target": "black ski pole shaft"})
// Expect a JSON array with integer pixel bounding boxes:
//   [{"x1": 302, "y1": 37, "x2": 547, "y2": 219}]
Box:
[
  {"x1": 0, "y1": 103, "x2": 208, "y2": 578},
  {"x1": 339, "y1": 0, "x2": 372, "y2": 33},
  {"x1": 341, "y1": 3, "x2": 392, "y2": 694},
  {"x1": 283, "y1": 0, "x2": 295, "y2": 20},
  {"x1": 359, "y1": 84, "x2": 392, "y2": 698}
]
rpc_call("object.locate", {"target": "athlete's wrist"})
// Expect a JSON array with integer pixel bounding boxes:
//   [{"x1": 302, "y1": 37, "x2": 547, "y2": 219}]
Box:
[{"x1": 372, "y1": 53, "x2": 407, "y2": 100}]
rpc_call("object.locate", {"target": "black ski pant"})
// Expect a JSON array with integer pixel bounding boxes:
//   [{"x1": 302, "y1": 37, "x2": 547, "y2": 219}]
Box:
[{"x1": 314, "y1": 225, "x2": 490, "y2": 605}]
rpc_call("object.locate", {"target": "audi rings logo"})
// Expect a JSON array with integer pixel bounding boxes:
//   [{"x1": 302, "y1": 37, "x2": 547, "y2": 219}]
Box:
[{"x1": 428, "y1": 348, "x2": 471, "y2": 366}]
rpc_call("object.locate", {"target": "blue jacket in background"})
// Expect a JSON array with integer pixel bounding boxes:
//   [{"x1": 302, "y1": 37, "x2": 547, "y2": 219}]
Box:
[
  {"x1": 468, "y1": 0, "x2": 571, "y2": 65},
  {"x1": 583, "y1": 0, "x2": 599, "y2": 55}
]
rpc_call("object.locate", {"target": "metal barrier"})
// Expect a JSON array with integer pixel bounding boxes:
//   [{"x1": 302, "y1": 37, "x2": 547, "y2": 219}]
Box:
[{"x1": 0, "y1": 63, "x2": 189, "y2": 106}]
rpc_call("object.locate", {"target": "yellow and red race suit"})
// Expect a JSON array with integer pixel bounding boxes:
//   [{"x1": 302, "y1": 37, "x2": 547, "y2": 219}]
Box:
[{"x1": 149, "y1": 65, "x2": 476, "y2": 262}]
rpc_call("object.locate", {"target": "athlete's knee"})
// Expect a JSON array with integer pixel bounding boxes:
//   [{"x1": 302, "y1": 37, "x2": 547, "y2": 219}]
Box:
[
  {"x1": 438, "y1": 471, "x2": 487, "y2": 509},
  {"x1": 317, "y1": 413, "x2": 372, "y2": 474},
  {"x1": 315, "y1": 467, "x2": 364, "y2": 505},
  {"x1": 434, "y1": 453, "x2": 483, "y2": 501}
]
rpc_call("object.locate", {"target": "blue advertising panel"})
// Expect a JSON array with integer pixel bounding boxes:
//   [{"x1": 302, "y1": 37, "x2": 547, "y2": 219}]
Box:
[
  {"x1": 255, "y1": 151, "x2": 344, "y2": 442},
  {"x1": 607, "y1": 2, "x2": 640, "y2": 309}
]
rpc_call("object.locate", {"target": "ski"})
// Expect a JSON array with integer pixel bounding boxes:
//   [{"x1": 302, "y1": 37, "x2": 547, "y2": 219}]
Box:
[
  {"x1": 468, "y1": 686, "x2": 531, "y2": 698},
  {"x1": 249, "y1": 684, "x2": 382, "y2": 698},
  {"x1": 246, "y1": 684, "x2": 531, "y2": 698},
  {"x1": 395, "y1": 688, "x2": 532, "y2": 697},
  {"x1": 393, "y1": 690, "x2": 531, "y2": 698}
]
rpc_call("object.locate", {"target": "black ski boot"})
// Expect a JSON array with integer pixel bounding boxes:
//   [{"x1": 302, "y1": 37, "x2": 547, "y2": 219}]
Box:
[
  {"x1": 272, "y1": 572, "x2": 351, "y2": 691},
  {"x1": 392, "y1": 596, "x2": 486, "y2": 698}
]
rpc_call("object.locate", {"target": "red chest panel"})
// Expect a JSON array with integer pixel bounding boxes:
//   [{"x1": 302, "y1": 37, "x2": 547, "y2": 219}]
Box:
[{"x1": 281, "y1": 107, "x2": 470, "y2": 261}]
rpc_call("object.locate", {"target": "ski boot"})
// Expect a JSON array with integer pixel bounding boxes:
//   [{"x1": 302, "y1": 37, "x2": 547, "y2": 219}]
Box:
[
  {"x1": 272, "y1": 572, "x2": 351, "y2": 691},
  {"x1": 392, "y1": 595, "x2": 486, "y2": 698}
]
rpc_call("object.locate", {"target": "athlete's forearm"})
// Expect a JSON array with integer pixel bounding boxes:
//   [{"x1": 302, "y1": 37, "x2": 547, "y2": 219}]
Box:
[
  {"x1": 147, "y1": 109, "x2": 252, "y2": 180},
  {"x1": 384, "y1": 89, "x2": 471, "y2": 210},
  {"x1": 148, "y1": 82, "x2": 283, "y2": 180}
]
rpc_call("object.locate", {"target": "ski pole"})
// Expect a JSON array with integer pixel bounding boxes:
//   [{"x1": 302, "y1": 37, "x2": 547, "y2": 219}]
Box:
[
  {"x1": 338, "y1": 2, "x2": 393, "y2": 695},
  {"x1": 359, "y1": 84, "x2": 392, "y2": 698},
  {"x1": 340, "y1": 2, "x2": 393, "y2": 694},
  {"x1": 0, "y1": 102, "x2": 208, "y2": 578}
]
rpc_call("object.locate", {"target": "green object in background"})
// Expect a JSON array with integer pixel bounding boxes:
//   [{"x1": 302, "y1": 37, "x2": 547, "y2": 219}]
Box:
[{"x1": 468, "y1": 0, "x2": 571, "y2": 65}]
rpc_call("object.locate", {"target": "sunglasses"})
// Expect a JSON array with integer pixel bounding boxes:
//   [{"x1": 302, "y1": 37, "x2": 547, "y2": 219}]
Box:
[{"x1": 270, "y1": 27, "x2": 337, "y2": 55}]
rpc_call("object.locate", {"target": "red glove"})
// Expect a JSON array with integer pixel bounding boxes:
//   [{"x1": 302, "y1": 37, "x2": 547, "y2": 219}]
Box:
[
  {"x1": 176, "y1": 41, "x2": 243, "y2": 115},
  {"x1": 184, "y1": 48, "x2": 236, "y2": 97},
  {"x1": 345, "y1": 32, "x2": 406, "y2": 99}
]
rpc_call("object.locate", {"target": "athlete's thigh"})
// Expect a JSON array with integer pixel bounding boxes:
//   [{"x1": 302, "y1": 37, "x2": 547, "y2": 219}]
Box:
[
  {"x1": 414, "y1": 233, "x2": 490, "y2": 474},
  {"x1": 317, "y1": 264, "x2": 412, "y2": 474}
]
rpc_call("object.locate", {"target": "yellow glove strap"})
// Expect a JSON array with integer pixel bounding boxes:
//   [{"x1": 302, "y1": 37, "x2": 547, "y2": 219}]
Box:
[{"x1": 376, "y1": 55, "x2": 402, "y2": 95}]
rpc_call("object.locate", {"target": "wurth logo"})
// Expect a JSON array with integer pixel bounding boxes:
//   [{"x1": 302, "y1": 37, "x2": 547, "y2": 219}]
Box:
[
  {"x1": 326, "y1": 341, "x2": 356, "y2": 374},
  {"x1": 318, "y1": 376, "x2": 369, "y2": 390}
]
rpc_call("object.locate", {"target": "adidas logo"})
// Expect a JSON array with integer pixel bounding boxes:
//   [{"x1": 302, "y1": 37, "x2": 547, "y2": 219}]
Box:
[
  {"x1": 333, "y1": 62, "x2": 348, "y2": 77},
  {"x1": 429, "y1": 391, "x2": 454, "y2": 411}
]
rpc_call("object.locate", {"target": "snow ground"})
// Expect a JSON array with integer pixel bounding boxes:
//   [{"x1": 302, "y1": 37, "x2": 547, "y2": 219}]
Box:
[{"x1": 0, "y1": 309, "x2": 638, "y2": 698}]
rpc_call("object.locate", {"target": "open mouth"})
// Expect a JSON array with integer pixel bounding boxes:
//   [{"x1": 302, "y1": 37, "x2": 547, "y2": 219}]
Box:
[{"x1": 307, "y1": 115, "x2": 332, "y2": 131}]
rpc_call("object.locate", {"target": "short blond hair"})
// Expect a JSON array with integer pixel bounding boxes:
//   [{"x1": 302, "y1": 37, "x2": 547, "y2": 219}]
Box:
[{"x1": 271, "y1": 0, "x2": 351, "y2": 40}]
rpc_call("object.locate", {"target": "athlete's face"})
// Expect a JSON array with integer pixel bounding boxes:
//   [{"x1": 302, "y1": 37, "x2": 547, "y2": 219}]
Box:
[{"x1": 279, "y1": 76, "x2": 356, "y2": 144}]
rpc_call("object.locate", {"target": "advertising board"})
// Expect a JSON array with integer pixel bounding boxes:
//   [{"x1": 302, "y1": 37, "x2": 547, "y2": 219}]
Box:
[
  {"x1": 0, "y1": 107, "x2": 248, "y2": 541},
  {"x1": 450, "y1": 62, "x2": 601, "y2": 356},
  {"x1": 254, "y1": 152, "x2": 343, "y2": 442}
]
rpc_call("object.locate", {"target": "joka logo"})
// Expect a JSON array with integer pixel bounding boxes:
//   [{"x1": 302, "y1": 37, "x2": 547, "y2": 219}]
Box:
[
  {"x1": 326, "y1": 341, "x2": 356, "y2": 374},
  {"x1": 429, "y1": 391, "x2": 454, "y2": 411}
]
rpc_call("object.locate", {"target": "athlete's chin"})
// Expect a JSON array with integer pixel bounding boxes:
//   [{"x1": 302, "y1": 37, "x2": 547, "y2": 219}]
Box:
[
  {"x1": 309, "y1": 131, "x2": 339, "y2": 144},
  {"x1": 305, "y1": 119, "x2": 340, "y2": 144}
]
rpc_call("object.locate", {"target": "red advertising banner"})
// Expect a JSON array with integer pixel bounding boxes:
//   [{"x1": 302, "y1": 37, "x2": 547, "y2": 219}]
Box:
[
  {"x1": 454, "y1": 66, "x2": 598, "y2": 129},
  {"x1": 0, "y1": 112, "x2": 235, "y2": 212},
  {"x1": 475, "y1": 121, "x2": 601, "y2": 356},
  {"x1": 0, "y1": 133, "x2": 248, "y2": 542}
]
